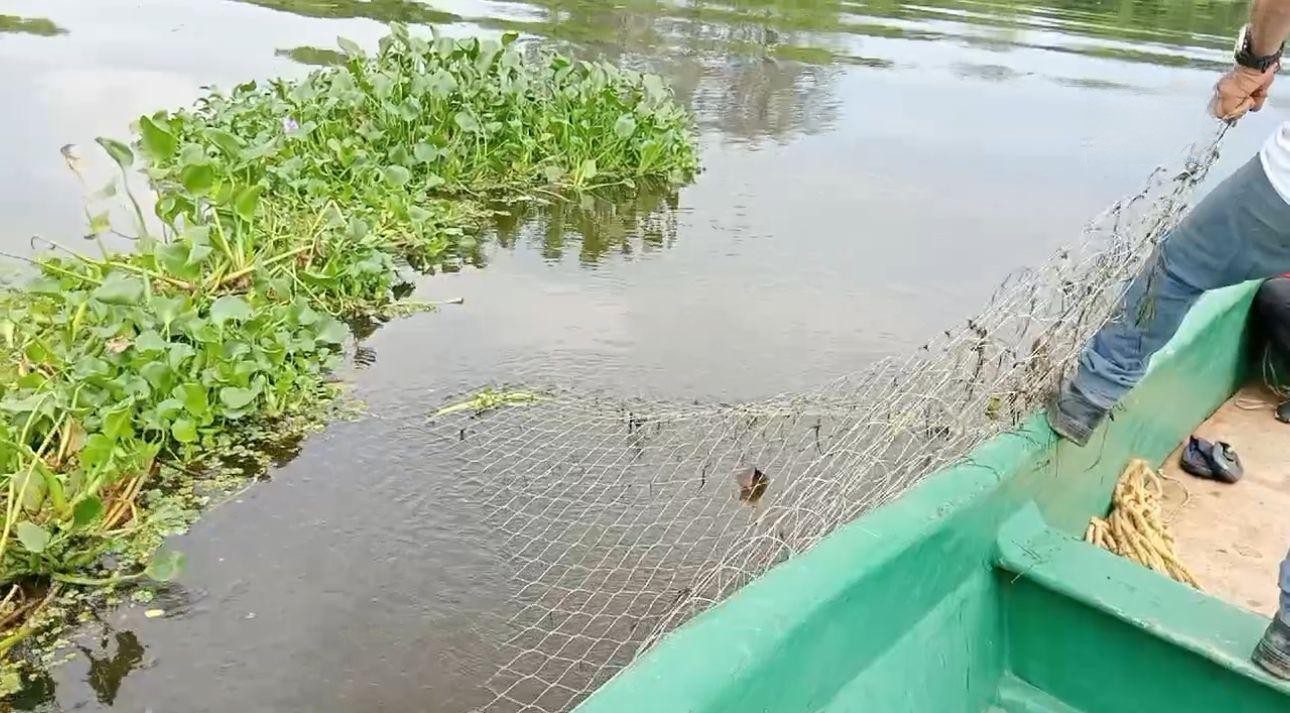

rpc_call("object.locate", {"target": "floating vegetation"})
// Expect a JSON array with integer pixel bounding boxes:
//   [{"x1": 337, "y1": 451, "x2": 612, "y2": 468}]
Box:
[
  {"x1": 0, "y1": 15, "x2": 67, "y2": 37},
  {"x1": 431, "y1": 388, "x2": 545, "y2": 417},
  {"x1": 0, "y1": 23, "x2": 696, "y2": 689},
  {"x1": 147, "y1": 23, "x2": 696, "y2": 310},
  {"x1": 274, "y1": 46, "x2": 349, "y2": 67}
]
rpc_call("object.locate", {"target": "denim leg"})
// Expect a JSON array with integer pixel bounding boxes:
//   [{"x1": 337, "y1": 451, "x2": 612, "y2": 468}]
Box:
[
  {"x1": 1281, "y1": 549, "x2": 1290, "y2": 624},
  {"x1": 1072, "y1": 155, "x2": 1290, "y2": 410}
]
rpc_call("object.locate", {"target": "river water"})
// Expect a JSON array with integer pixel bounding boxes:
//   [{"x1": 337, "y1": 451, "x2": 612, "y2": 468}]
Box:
[{"x1": 0, "y1": 0, "x2": 1277, "y2": 710}]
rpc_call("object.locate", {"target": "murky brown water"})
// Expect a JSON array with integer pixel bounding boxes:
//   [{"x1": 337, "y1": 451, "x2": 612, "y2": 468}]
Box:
[{"x1": 0, "y1": 0, "x2": 1280, "y2": 710}]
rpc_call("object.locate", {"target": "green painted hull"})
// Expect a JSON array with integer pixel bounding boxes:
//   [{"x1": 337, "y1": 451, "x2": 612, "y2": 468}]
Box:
[{"x1": 575, "y1": 281, "x2": 1290, "y2": 712}]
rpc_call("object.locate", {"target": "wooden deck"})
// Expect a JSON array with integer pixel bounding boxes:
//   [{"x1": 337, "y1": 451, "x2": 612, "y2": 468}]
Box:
[{"x1": 1163, "y1": 384, "x2": 1290, "y2": 617}]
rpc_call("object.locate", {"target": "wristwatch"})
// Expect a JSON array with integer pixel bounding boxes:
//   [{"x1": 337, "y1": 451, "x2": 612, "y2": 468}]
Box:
[{"x1": 1235, "y1": 24, "x2": 1283, "y2": 71}]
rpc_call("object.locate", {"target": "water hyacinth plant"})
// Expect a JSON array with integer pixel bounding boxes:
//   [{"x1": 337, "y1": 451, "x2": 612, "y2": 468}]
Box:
[
  {"x1": 0, "y1": 23, "x2": 697, "y2": 683},
  {"x1": 143, "y1": 24, "x2": 696, "y2": 300}
]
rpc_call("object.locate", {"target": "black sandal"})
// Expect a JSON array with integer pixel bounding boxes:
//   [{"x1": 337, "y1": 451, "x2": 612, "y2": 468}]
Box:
[
  {"x1": 1179, "y1": 436, "x2": 1243, "y2": 484},
  {"x1": 1276, "y1": 400, "x2": 1290, "y2": 424}
]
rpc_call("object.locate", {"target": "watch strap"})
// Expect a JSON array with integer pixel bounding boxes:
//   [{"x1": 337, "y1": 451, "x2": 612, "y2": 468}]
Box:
[{"x1": 1236, "y1": 24, "x2": 1283, "y2": 72}]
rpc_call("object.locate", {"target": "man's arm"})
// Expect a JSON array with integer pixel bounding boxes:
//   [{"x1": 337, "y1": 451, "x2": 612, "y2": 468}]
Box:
[
  {"x1": 1212, "y1": 0, "x2": 1290, "y2": 120},
  {"x1": 1251, "y1": 0, "x2": 1290, "y2": 55}
]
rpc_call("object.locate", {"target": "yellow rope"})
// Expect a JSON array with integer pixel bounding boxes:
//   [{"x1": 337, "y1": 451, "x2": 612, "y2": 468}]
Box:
[{"x1": 1083, "y1": 458, "x2": 1200, "y2": 589}]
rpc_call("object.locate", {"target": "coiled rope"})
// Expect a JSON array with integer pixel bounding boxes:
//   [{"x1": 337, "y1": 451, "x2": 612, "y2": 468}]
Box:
[{"x1": 1084, "y1": 458, "x2": 1200, "y2": 588}]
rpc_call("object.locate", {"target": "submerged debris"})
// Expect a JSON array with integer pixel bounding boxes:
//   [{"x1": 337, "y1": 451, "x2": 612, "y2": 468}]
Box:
[{"x1": 735, "y1": 467, "x2": 770, "y2": 504}]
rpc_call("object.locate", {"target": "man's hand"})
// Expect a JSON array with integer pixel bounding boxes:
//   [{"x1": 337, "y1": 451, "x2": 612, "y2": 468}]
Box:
[{"x1": 1211, "y1": 64, "x2": 1279, "y2": 121}]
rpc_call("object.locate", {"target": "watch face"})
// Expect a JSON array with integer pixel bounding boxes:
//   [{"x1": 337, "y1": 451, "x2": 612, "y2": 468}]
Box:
[{"x1": 1237, "y1": 24, "x2": 1248, "y2": 56}]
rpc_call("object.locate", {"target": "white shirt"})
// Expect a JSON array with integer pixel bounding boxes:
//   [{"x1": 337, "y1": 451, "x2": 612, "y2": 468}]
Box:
[{"x1": 1259, "y1": 122, "x2": 1290, "y2": 203}]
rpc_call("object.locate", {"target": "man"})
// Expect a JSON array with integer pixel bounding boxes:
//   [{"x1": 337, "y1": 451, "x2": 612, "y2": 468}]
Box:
[{"x1": 1045, "y1": 2, "x2": 1290, "y2": 679}]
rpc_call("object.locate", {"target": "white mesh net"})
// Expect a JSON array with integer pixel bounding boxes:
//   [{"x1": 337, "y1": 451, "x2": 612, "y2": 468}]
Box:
[{"x1": 427, "y1": 126, "x2": 1228, "y2": 713}]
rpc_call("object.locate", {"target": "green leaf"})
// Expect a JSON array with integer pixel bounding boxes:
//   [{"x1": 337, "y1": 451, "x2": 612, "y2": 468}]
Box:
[
  {"x1": 167, "y1": 342, "x2": 196, "y2": 370},
  {"x1": 73, "y1": 356, "x2": 110, "y2": 378},
  {"x1": 371, "y1": 73, "x2": 395, "y2": 99},
  {"x1": 159, "y1": 299, "x2": 193, "y2": 331},
  {"x1": 170, "y1": 418, "x2": 198, "y2": 443},
  {"x1": 428, "y1": 69, "x2": 457, "y2": 97},
  {"x1": 144, "y1": 549, "x2": 186, "y2": 582},
  {"x1": 88, "y1": 211, "x2": 111, "y2": 235},
  {"x1": 102, "y1": 407, "x2": 133, "y2": 440},
  {"x1": 45, "y1": 473, "x2": 67, "y2": 517},
  {"x1": 234, "y1": 185, "x2": 264, "y2": 221},
  {"x1": 157, "y1": 398, "x2": 184, "y2": 421},
  {"x1": 337, "y1": 36, "x2": 363, "y2": 57},
  {"x1": 189, "y1": 320, "x2": 222, "y2": 344},
  {"x1": 174, "y1": 383, "x2": 209, "y2": 417},
  {"x1": 181, "y1": 163, "x2": 216, "y2": 195},
  {"x1": 187, "y1": 242, "x2": 214, "y2": 266},
  {"x1": 613, "y1": 114, "x2": 637, "y2": 140},
  {"x1": 19, "y1": 474, "x2": 46, "y2": 513},
  {"x1": 15, "y1": 522, "x2": 50, "y2": 554},
  {"x1": 542, "y1": 165, "x2": 565, "y2": 183},
  {"x1": 407, "y1": 205, "x2": 432, "y2": 224},
  {"x1": 454, "y1": 111, "x2": 481, "y2": 133},
  {"x1": 139, "y1": 115, "x2": 178, "y2": 160},
  {"x1": 382, "y1": 165, "x2": 411, "y2": 187},
  {"x1": 209, "y1": 295, "x2": 252, "y2": 325},
  {"x1": 73, "y1": 496, "x2": 104, "y2": 527},
  {"x1": 294, "y1": 303, "x2": 320, "y2": 326},
  {"x1": 140, "y1": 361, "x2": 174, "y2": 391},
  {"x1": 315, "y1": 316, "x2": 348, "y2": 345},
  {"x1": 183, "y1": 224, "x2": 211, "y2": 245},
  {"x1": 27, "y1": 277, "x2": 61, "y2": 296},
  {"x1": 81, "y1": 433, "x2": 115, "y2": 469},
  {"x1": 134, "y1": 330, "x2": 168, "y2": 353},
  {"x1": 203, "y1": 128, "x2": 244, "y2": 157},
  {"x1": 95, "y1": 137, "x2": 134, "y2": 170},
  {"x1": 219, "y1": 386, "x2": 257, "y2": 410},
  {"x1": 92, "y1": 273, "x2": 146, "y2": 306},
  {"x1": 154, "y1": 242, "x2": 190, "y2": 276},
  {"x1": 413, "y1": 142, "x2": 438, "y2": 163},
  {"x1": 346, "y1": 218, "x2": 369, "y2": 241},
  {"x1": 642, "y1": 73, "x2": 667, "y2": 102}
]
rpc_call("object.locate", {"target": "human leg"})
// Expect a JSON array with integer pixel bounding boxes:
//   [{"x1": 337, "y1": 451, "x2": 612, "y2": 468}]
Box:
[
  {"x1": 1252, "y1": 547, "x2": 1290, "y2": 679},
  {"x1": 1050, "y1": 156, "x2": 1290, "y2": 444}
]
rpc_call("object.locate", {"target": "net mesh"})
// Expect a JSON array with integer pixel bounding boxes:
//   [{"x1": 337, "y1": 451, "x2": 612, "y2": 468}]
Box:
[{"x1": 427, "y1": 127, "x2": 1228, "y2": 713}]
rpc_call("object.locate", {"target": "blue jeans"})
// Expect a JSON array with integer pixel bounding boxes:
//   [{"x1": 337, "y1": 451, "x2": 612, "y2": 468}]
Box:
[
  {"x1": 1283, "y1": 555, "x2": 1290, "y2": 624},
  {"x1": 1069, "y1": 155, "x2": 1290, "y2": 622}
]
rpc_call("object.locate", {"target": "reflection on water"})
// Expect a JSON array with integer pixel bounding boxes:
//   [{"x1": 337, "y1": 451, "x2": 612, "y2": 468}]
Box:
[
  {"x1": 236, "y1": 0, "x2": 459, "y2": 24},
  {"x1": 246, "y1": 0, "x2": 1249, "y2": 145},
  {"x1": 0, "y1": 14, "x2": 66, "y2": 36},
  {"x1": 491, "y1": 191, "x2": 681, "y2": 265},
  {"x1": 78, "y1": 632, "x2": 145, "y2": 706},
  {"x1": 12, "y1": 627, "x2": 145, "y2": 709}
]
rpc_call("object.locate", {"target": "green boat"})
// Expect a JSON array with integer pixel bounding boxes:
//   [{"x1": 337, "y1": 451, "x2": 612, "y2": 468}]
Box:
[{"x1": 573, "y1": 281, "x2": 1290, "y2": 712}]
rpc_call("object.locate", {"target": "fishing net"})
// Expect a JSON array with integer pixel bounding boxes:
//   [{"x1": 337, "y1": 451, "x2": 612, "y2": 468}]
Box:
[{"x1": 427, "y1": 126, "x2": 1228, "y2": 713}]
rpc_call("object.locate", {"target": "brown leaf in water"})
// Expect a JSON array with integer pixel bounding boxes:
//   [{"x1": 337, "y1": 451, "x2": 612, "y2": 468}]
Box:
[{"x1": 735, "y1": 467, "x2": 769, "y2": 504}]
